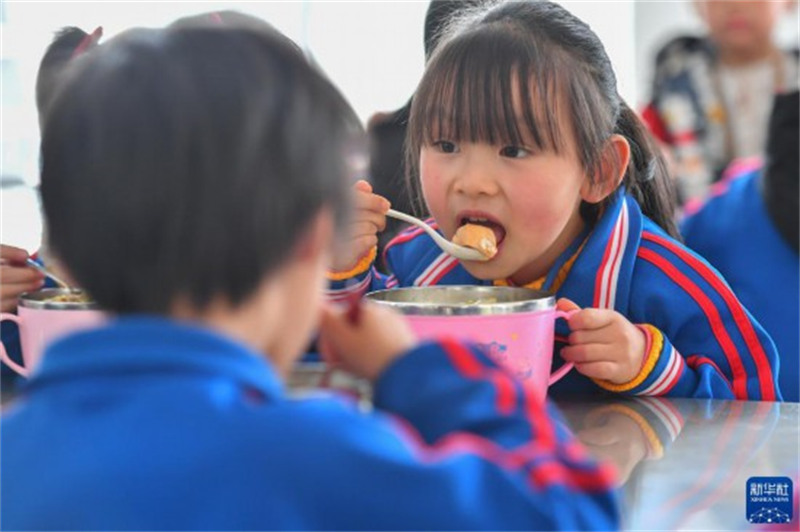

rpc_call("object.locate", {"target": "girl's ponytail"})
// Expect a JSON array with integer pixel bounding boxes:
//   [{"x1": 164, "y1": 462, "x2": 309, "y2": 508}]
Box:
[{"x1": 615, "y1": 102, "x2": 680, "y2": 239}]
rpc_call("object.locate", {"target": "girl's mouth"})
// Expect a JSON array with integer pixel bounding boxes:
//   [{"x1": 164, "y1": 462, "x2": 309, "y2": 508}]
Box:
[{"x1": 457, "y1": 213, "x2": 507, "y2": 247}]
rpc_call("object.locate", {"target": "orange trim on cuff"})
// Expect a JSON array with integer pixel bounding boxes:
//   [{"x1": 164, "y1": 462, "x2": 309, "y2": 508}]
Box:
[
  {"x1": 326, "y1": 246, "x2": 377, "y2": 281},
  {"x1": 593, "y1": 324, "x2": 664, "y2": 393}
]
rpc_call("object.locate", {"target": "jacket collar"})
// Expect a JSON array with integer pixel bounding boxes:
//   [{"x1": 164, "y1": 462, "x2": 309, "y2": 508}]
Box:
[
  {"x1": 24, "y1": 316, "x2": 284, "y2": 399},
  {"x1": 559, "y1": 190, "x2": 643, "y2": 314}
]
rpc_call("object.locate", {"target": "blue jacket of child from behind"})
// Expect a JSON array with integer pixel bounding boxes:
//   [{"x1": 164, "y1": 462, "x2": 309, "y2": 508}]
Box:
[{"x1": 1, "y1": 317, "x2": 619, "y2": 531}]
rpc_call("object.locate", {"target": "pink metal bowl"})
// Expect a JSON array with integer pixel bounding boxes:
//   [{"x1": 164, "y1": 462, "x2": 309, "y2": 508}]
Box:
[
  {"x1": 0, "y1": 288, "x2": 106, "y2": 377},
  {"x1": 365, "y1": 286, "x2": 572, "y2": 402}
]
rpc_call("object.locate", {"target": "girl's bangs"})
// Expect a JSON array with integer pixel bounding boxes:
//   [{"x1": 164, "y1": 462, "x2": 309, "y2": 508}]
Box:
[{"x1": 416, "y1": 29, "x2": 566, "y2": 153}]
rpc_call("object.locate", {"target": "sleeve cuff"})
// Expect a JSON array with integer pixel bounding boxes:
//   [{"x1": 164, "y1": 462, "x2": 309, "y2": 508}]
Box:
[
  {"x1": 326, "y1": 246, "x2": 377, "y2": 281},
  {"x1": 593, "y1": 324, "x2": 663, "y2": 393}
]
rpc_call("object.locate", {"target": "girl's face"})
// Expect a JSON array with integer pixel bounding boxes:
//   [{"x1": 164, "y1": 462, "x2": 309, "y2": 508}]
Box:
[{"x1": 420, "y1": 131, "x2": 591, "y2": 286}]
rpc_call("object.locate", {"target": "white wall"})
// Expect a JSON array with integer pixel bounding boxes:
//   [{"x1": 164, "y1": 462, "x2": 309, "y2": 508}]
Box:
[
  {"x1": 10, "y1": 1, "x2": 794, "y2": 251},
  {"x1": 0, "y1": 1, "x2": 430, "y2": 250},
  {"x1": 560, "y1": 0, "x2": 637, "y2": 106}
]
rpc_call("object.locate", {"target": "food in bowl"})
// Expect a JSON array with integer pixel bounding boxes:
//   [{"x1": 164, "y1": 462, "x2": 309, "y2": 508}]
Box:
[
  {"x1": 45, "y1": 291, "x2": 93, "y2": 304},
  {"x1": 452, "y1": 224, "x2": 497, "y2": 258}
]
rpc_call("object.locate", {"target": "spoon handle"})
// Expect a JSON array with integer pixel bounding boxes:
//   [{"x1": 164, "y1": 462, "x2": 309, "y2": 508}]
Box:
[
  {"x1": 25, "y1": 258, "x2": 72, "y2": 290},
  {"x1": 386, "y1": 209, "x2": 486, "y2": 262},
  {"x1": 386, "y1": 209, "x2": 425, "y2": 227},
  {"x1": 386, "y1": 209, "x2": 444, "y2": 243}
]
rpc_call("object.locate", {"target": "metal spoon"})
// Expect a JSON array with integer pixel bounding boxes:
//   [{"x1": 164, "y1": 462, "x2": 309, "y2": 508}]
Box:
[
  {"x1": 386, "y1": 209, "x2": 489, "y2": 262},
  {"x1": 25, "y1": 258, "x2": 75, "y2": 291}
]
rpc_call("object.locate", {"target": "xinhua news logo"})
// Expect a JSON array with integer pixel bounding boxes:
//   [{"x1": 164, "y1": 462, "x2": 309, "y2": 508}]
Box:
[{"x1": 746, "y1": 477, "x2": 793, "y2": 524}]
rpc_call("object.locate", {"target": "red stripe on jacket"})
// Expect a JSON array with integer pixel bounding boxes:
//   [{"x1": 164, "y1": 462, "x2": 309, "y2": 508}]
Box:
[
  {"x1": 441, "y1": 338, "x2": 517, "y2": 417},
  {"x1": 686, "y1": 355, "x2": 734, "y2": 396},
  {"x1": 442, "y1": 339, "x2": 556, "y2": 450},
  {"x1": 390, "y1": 417, "x2": 615, "y2": 491},
  {"x1": 637, "y1": 248, "x2": 748, "y2": 398},
  {"x1": 388, "y1": 339, "x2": 616, "y2": 491},
  {"x1": 427, "y1": 258, "x2": 460, "y2": 286},
  {"x1": 382, "y1": 219, "x2": 439, "y2": 265},
  {"x1": 642, "y1": 233, "x2": 776, "y2": 400}
]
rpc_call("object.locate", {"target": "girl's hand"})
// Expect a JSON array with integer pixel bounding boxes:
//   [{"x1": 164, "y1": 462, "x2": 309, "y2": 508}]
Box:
[
  {"x1": 317, "y1": 301, "x2": 415, "y2": 381},
  {"x1": 330, "y1": 180, "x2": 391, "y2": 272},
  {"x1": 557, "y1": 298, "x2": 646, "y2": 384},
  {"x1": 1, "y1": 245, "x2": 45, "y2": 313}
]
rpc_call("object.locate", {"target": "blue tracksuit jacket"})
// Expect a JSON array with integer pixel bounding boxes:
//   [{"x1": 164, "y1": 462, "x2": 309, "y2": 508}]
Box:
[
  {"x1": 330, "y1": 189, "x2": 781, "y2": 401},
  {"x1": 1, "y1": 317, "x2": 618, "y2": 531},
  {"x1": 681, "y1": 169, "x2": 798, "y2": 401}
]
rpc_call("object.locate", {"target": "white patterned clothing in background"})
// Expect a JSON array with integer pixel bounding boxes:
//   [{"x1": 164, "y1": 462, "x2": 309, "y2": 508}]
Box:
[{"x1": 642, "y1": 35, "x2": 798, "y2": 206}]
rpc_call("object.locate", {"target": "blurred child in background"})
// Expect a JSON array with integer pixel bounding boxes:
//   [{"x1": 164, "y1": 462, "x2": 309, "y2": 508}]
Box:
[
  {"x1": 330, "y1": 0, "x2": 781, "y2": 401},
  {"x1": 2, "y1": 14, "x2": 619, "y2": 530},
  {"x1": 682, "y1": 91, "x2": 799, "y2": 402},
  {"x1": 642, "y1": 0, "x2": 798, "y2": 206}
]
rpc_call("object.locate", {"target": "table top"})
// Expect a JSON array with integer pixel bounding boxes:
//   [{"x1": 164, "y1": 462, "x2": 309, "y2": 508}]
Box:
[
  {"x1": 556, "y1": 397, "x2": 798, "y2": 531},
  {"x1": 291, "y1": 364, "x2": 799, "y2": 531}
]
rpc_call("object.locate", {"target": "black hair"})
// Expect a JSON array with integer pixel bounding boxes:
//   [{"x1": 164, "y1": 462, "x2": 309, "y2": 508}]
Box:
[
  {"x1": 761, "y1": 90, "x2": 799, "y2": 252},
  {"x1": 370, "y1": 0, "x2": 496, "y2": 228},
  {"x1": 35, "y1": 27, "x2": 101, "y2": 122},
  {"x1": 407, "y1": 1, "x2": 679, "y2": 238},
  {"x1": 40, "y1": 17, "x2": 362, "y2": 314},
  {"x1": 423, "y1": 0, "x2": 497, "y2": 60}
]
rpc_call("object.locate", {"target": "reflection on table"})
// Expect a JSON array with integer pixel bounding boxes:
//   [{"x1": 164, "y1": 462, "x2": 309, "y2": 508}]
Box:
[
  {"x1": 557, "y1": 397, "x2": 798, "y2": 531},
  {"x1": 290, "y1": 362, "x2": 799, "y2": 531}
]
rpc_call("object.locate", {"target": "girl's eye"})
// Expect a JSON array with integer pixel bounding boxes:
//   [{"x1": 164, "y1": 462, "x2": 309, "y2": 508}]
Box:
[
  {"x1": 433, "y1": 140, "x2": 459, "y2": 154},
  {"x1": 500, "y1": 146, "x2": 530, "y2": 158}
]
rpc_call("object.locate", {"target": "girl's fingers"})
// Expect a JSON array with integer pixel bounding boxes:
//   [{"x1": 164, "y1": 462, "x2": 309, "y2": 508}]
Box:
[
  {"x1": 572, "y1": 360, "x2": 618, "y2": 381},
  {"x1": 560, "y1": 343, "x2": 612, "y2": 364},
  {"x1": 0, "y1": 244, "x2": 30, "y2": 265},
  {"x1": 1, "y1": 297, "x2": 21, "y2": 313},
  {"x1": 566, "y1": 308, "x2": 615, "y2": 331},
  {"x1": 1, "y1": 279, "x2": 45, "y2": 296},
  {"x1": 0, "y1": 279, "x2": 43, "y2": 312},
  {"x1": 567, "y1": 327, "x2": 615, "y2": 347},
  {"x1": 350, "y1": 216, "x2": 386, "y2": 236},
  {"x1": 556, "y1": 297, "x2": 581, "y2": 312},
  {"x1": 351, "y1": 234, "x2": 378, "y2": 253},
  {"x1": 354, "y1": 179, "x2": 373, "y2": 193},
  {"x1": 1, "y1": 279, "x2": 45, "y2": 299},
  {"x1": 1, "y1": 265, "x2": 44, "y2": 285},
  {"x1": 354, "y1": 191, "x2": 391, "y2": 213}
]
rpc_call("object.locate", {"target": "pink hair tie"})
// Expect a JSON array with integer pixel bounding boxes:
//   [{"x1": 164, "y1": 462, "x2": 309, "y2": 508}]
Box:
[
  {"x1": 209, "y1": 12, "x2": 224, "y2": 24},
  {"x1": 71, "y1": 26, "x2": 103, "y2": 59}
]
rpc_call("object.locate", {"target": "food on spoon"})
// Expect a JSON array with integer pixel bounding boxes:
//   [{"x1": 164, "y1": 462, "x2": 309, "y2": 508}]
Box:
[{"x1": 452, "y1": 224, "x2": 498, "y2": 259}]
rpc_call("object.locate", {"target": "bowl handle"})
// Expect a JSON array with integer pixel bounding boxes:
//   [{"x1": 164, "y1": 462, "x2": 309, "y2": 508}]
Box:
[
  {"x1": 0, "y1": 313, "x2": 29, "y2": 377},
  {"x1": 548, "y1": 309, "x2": 577, "y2": 385}
]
